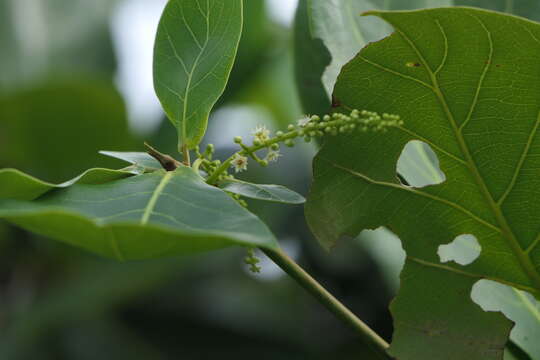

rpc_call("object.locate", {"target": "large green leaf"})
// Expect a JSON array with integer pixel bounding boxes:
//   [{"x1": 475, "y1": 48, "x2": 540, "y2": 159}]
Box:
[
  {"x1": 455, "y1": 0, "x2": 540, "y2": 22},
  {"x1": 153, "y1": 0, "x2": 242, "y2": 150},
  {"x1": 295, "y1": 0, "x2": 452, "y2": 112},
  {"x1": 306, "y1": 7, "x2": 540, "y2": 360},
  {"x1": 0, "y1": 166, "x2": 278, "y2": 260}
]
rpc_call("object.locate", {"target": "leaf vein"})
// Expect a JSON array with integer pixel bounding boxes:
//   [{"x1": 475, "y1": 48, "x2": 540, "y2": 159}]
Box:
[{"x1": 323, "y1": 158, "x2": 500, "y2": 232}]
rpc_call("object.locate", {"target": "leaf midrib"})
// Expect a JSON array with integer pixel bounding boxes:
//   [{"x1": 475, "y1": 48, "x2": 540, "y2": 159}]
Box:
[
  {"x1": 179, "y1": 0, "x2": 210, "y2": 147},
  {"x1": 386, "y1": 12, "x2": 540, "y2": 288},
  {"x1": 141, "y1": 172, "x2": 173, "y2": 225}
]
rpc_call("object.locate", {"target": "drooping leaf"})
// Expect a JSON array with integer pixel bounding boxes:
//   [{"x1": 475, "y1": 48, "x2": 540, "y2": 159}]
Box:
[
  {"x1": 218, "y1": 179, "x2": 305, "y2": 204},
  {"x1": 153, "y1": 0, "x2": 243, "y2": 150},
  {"x1": 0, "y1": 166, "x2": 277, "y2": 260},
  {"x1": 306, "y1": 7, "x2": 540, "y2": 360},
  {"x1": 0, "y1": 168, "x2": 133, "y2": 201},
  {"x1": 293, "y1": 0, "x2": 331, "y2": 115}
]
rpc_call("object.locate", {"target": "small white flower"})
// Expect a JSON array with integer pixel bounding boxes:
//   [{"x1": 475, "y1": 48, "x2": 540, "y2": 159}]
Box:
[
  {"x1": 252, "y1": 125, "x2": 270, "y2": 142},
  {"x1": 231, "y1": 153, "x2": 248, "y2": 173},
  {"x1": 266, "y1": 149, "x2": 281, "y2": 162},
  {"x1": 297, "y1": 115, "x2": 311, "y2": 127}
]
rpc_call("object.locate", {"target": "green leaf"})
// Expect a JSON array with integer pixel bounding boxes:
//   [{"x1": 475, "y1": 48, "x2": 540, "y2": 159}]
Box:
[
  {"x1": 295, "y1": 0, "x2": 452, "y2": 111},
  {"x1": 305, "y1": 7, "x2": 540, "y2": 360},
  {"x1": 0, "y1": 166, "x2": 278, "y2": 260},
  {"x1": 0, "y1": 168, "x2": 133, "y2": 201},
  {"x1": 455, "y1": 0, "x2": 540, "y2": 22},
  {"x1": 293, "y1": 0, "x2": 331, "y2": 115},
  {"x1": 153, "y1": 0, "x2": 243, "y2": 150},
  {"x1": 99, "y1": 151, "x2": 162, "y2": 172},
  {"x1": 218, "y1": 180, "x2": 306, "y2": 204}
]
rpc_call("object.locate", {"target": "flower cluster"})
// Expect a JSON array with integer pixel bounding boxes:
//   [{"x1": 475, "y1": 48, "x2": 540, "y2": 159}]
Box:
[
  {"x1": 201, "y1": 109, "x2": 401, "y2": 184},
  {"x1": 296, "y1": 110, "x2": 403, "y2": 142}
]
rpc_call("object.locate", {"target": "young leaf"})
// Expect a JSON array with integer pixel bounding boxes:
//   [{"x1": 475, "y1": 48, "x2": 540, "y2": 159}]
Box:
[
  {"x1": 218, "y1": 179, "x2": 306, "y2": 204},
  {"x1": 305, "y1": 8, "x2": 540, "y2": 360},
  {"x1": 0, "y1": 166, "x2": 278, "y2": 260},
  {"x1": 153, "y1": 0, "x2": 243, "y2": 150}
]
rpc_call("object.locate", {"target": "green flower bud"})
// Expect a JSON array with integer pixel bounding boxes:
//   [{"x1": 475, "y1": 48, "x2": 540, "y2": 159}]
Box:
[
  {"x1": 234, "y1": 136, "x2": 242, "y2": 144},
  {"x1": 270, "y1": 143, "x2": 279, "y2": 151},
  {"x1": 284, "y1": 139, "x2": 295, "y2": 147}
]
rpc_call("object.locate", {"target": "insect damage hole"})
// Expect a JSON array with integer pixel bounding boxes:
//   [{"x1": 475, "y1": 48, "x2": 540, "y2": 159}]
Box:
[
  {"x1": 437, "y1": 234, "x2": 481, "y2": 266},
  {"x1": 471, "y1": 279, "x2": 540, "y2": 359},
  {"x1": 397, "y1": 140, "x2": 446, "y2": 187}
]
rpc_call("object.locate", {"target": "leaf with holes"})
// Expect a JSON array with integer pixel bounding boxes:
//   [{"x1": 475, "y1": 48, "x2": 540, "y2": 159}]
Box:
[
  {"x1": 305, "y1": 7, "x2": 540, "y2": 360},
  {"x1": 0, "y1": 166, "x2": 278, "y2": 260},
  {"x1": 472, "y1": 280, "x2": 540, "y2": 359},
  {"x1": 153, "y1": 0, "x2": 242, "y2": 150}
]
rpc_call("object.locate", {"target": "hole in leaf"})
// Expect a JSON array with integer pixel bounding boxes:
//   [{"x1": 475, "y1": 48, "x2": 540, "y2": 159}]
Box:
[
  {"x1": 358, "y1": 227, "x2": 406, "y2": 293},
  {"x1": 397, "y1": 140, "x2": 445, "y2": 188},
  {"x1": 437, "y1": 234, "x2": 481, "y2": 266},
  {"x1": 472, "y1": 280, "x2": 540, "y2": 359}
]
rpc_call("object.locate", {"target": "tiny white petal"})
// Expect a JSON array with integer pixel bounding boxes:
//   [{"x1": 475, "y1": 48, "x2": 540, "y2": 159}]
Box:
[
  {"x1": 230, "y1": 153, "x2": 248, "y2": 173},
  {"x1": 297, "y1": 115, "x2": 311, "y2": 127},
  {"x1": 266, "y1": 149, "x2": 281, "y2": 162}
]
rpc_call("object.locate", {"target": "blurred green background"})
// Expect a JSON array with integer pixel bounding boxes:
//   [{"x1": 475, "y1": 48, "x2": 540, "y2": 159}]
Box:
[
  {"x1": 5, "y1": 1, "x2": 538, "y2": 359},
  {"x1": 0, "y1": 1, "x2": 395, "y2": 359}
]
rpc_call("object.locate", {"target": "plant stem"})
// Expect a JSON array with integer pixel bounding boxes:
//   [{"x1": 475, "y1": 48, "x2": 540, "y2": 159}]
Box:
[
  {"x1": 181, "y1": 144, "x2": 191, "y2": 166},
  {"x1": 261, "y1": 247, "x2": 392, "y2": 359},
  {"x1": 206, "y1": 130, "x2": 299, "y2": 184}
]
